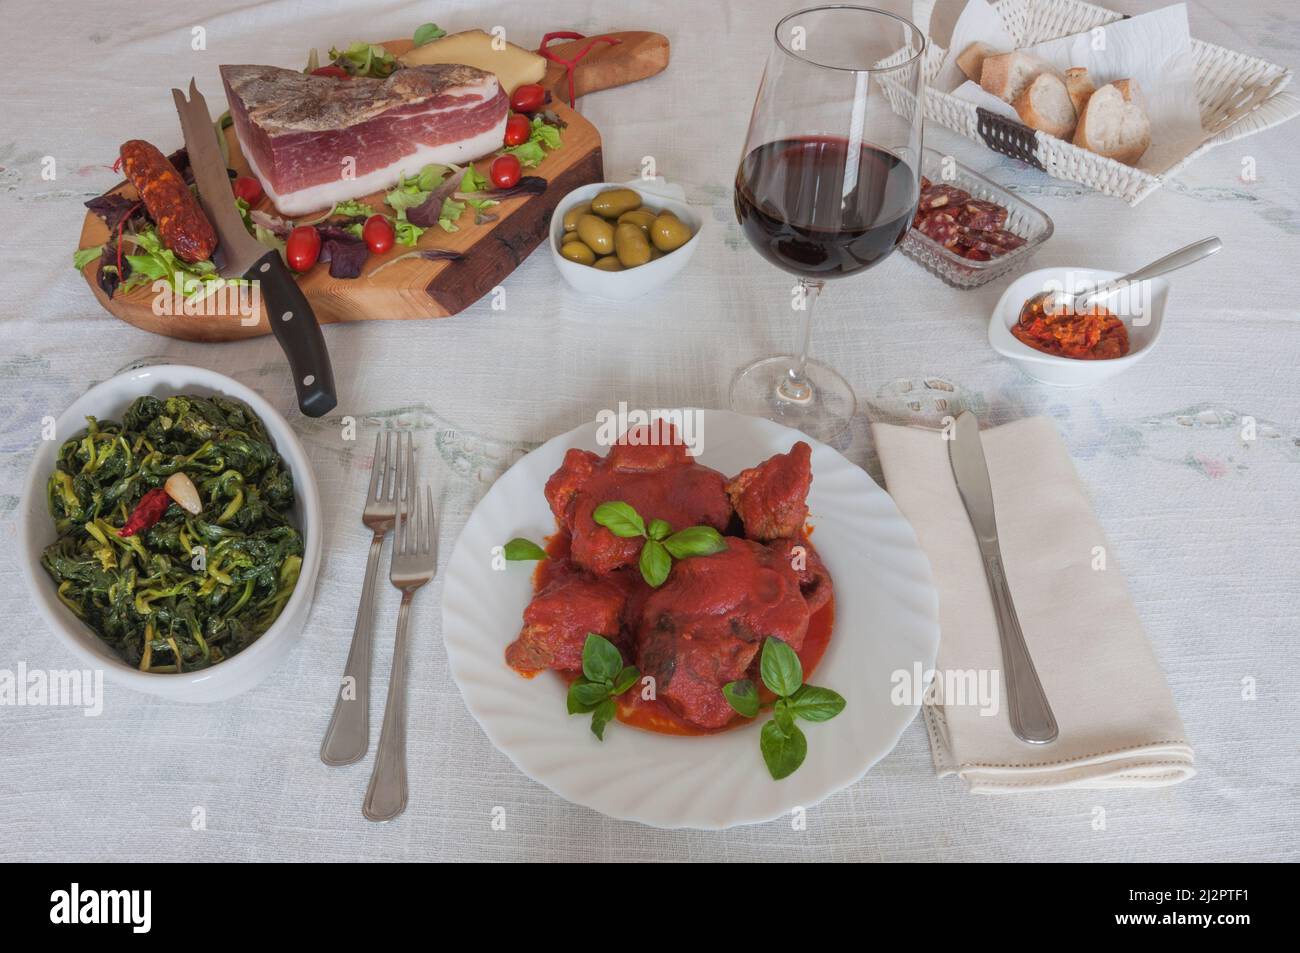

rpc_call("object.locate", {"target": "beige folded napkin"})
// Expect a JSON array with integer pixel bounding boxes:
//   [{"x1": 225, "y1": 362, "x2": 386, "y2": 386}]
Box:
[{"x1": 872, "y1": 416, "x2": 1195, "y2": 793}]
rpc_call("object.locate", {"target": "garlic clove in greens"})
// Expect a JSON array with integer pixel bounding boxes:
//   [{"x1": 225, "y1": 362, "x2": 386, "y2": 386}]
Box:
[{"x1": 164, "y1": 472, "x2": 203, "y2": 515}]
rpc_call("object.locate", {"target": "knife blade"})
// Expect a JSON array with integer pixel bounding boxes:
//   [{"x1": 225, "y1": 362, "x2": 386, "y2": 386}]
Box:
[
  {"x1": 172, "y1": 79, "x2": 337, "y2": 418},
  {"x1": 948, "y1": 411, "x2": 1058, "y2": 744}
]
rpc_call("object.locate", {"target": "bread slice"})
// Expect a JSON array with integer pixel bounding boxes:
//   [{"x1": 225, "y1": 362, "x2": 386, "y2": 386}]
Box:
[
  {"x1": 1064, "y1": 67, "x2": 1095, "y2": 116},
  {"x1": 1111, "y1": 78, "x2": 1145, "y2": 107},
  {"x1": 957, "y1": 42, "x2": 999, "y2": 83},
  {"x1": 1073, "y1": 82, "x2": 1151, "y2": 165},
  {"x1": 1013, "y1": 72, "x2": 1078, "y2": 139},
  {"x1": 979, "y1": 51, "x2": 1056, "y2": 103}
]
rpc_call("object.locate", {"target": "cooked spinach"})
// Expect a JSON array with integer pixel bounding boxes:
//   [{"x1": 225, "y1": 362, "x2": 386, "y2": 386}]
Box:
[{"x1": 41, "y1": 394, "x2": 303, "y2": 673}]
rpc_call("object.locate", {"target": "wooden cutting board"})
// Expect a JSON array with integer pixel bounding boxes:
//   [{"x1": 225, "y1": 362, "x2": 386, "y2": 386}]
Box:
[{"x1": 76, "y1": 32, "x2": 669, "y2": 342}]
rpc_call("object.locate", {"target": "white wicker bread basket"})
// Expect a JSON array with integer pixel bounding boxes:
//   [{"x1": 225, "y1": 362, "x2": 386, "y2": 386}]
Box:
[{"x1": 913, "y1": 0, "x2": 1300, "y2": 204}]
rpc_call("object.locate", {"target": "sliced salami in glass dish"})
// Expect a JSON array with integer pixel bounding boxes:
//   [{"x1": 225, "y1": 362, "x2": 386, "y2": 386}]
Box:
[{"x1": 902, "y1": 147, "x2": 1053, "y2": 289}]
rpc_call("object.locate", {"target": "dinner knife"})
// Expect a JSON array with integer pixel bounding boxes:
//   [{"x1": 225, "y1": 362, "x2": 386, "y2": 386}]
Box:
[
  {"x1": 948, "y1": 411, "x2": 1059, "y2": 744},
  {"x1": 172, "y1": 79, "x2": 337, "y2": 418}
]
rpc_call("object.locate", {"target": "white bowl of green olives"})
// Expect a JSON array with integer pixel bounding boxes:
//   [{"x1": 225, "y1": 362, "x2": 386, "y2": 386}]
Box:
[{"x1": 550, "y1": 180, "x2": 702, "y2": 300}]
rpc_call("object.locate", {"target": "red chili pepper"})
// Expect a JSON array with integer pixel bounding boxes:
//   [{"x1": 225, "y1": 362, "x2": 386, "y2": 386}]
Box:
[
  {"x1": 538, "y1": 31, "x2": 622, "y2": 108},
  {"x1": 118, "y1": 488, "x2": 172, "y2": 538}
]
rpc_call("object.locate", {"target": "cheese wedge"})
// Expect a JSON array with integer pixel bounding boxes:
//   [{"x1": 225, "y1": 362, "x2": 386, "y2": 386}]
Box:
[{"x1": 398, "y1": 29, "x2": 545, "y2": 95}]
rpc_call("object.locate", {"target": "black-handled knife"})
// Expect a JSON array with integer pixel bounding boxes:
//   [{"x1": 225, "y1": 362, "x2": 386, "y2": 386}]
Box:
[{"x1": 172, "y1": 79, "x2": 337, "y2": 418}]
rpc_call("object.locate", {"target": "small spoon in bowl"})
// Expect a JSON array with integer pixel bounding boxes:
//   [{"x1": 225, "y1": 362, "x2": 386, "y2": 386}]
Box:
[{"x1": 1020, "y1": 236, "x2": 1223, "y2": 323}]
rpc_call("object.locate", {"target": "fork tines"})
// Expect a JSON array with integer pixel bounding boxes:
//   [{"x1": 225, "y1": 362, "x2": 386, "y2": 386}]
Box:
[{"x1": 394, "y1": 484, "x2": 436, "y2": 559}]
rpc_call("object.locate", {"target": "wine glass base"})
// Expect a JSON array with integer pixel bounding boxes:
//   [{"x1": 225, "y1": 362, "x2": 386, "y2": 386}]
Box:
[{"x1": 729, "y1": 356, "x2": 857, "y2": 444}]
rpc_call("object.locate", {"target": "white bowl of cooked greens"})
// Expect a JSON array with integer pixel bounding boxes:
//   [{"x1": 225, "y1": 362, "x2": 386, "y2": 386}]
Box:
[{"x1": 19, "y1": 365, "x2": 322, "y2": 702}]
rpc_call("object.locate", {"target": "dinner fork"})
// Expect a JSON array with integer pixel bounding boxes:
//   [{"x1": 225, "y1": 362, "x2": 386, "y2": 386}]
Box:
[
  {"x1": 321, "y1": 431, "x2": 408, "y2": 766},
  {"x1": 363, "y1": 474, "x2": 437, "y2": 822}
]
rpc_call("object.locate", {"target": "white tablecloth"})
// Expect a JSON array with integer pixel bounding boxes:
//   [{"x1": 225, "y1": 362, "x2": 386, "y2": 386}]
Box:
[{"x1": 1, "y1": 0, "x2": 1297, "y2": 862}]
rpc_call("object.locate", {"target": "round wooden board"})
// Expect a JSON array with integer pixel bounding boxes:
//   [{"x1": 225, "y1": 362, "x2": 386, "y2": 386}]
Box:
[{"x1": 76, "y1": 38, "x2": 604, "y2": 342}]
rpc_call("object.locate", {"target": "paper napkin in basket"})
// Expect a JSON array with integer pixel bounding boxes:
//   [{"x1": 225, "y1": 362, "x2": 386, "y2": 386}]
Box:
[{"x1": 872, "y1": 416, "x2": 1195, "y2": 792}]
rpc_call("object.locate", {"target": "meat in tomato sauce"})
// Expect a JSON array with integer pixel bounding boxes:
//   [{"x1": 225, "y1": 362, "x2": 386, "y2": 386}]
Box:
[{"x1": 507, "y1": 423, "x2": 834, "y2": 735}]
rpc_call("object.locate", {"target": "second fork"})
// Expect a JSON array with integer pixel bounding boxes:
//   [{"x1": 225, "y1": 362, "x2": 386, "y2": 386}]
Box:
[{"x1": 363, "y1": 477, "x2": 437, "y2": 822}]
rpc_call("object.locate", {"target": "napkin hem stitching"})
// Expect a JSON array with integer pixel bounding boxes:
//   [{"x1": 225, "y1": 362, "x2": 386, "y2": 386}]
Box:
[
  {"x1": 956, "y1": 741, "x2": 1190, "y2": 770},
  {"x1": 922, "y1": 705, "x2": 956, "y2": 772},
  {"x1": 962, "y1": 761, "x2": 1195, "y2": 789}
]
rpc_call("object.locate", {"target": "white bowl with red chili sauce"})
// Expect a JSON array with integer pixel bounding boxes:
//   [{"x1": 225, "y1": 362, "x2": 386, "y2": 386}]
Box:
[
  {"x1": 989, "y1": 267, "x2": 1169, "y2": 387},
  {"x1": 17, "y1": 364, "x2": 322, "y2": 702}
]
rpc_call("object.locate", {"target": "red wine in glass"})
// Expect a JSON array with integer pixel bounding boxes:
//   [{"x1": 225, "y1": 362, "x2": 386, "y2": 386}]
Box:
[
  {"x1": 735, "y1": 136, "x2": 918, "y2": 278},
  {"x1": 730, "y1": 5, "x2": 926, "y2": 443}
]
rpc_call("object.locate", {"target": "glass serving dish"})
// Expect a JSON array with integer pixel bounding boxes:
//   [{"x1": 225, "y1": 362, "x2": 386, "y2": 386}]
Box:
[{"x1": 901, "y1": 147, "x2": 1053, "y2": 289}]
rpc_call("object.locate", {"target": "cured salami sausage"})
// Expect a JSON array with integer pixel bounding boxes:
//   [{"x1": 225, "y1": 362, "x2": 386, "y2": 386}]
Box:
[
  {"x1": 957, "y1": 226, "x2": 1027, "y2": 254},
  {"x1": 119, "y1": 139, "x2": 217, "y2": 263},
  {"x1": 917, "y1": 183, "x2": 971, "y2": 212},
  {"x1": 916, "y1": 210, "x2": 961, "y2": 247},
  {"x1": 957, "y1": 198, "x2": 1009, "y2": 230}
]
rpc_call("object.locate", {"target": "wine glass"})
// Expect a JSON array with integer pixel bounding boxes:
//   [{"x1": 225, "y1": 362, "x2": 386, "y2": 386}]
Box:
[{"x1": 732, "y1": 4, "x2": 926, "y2": 442}]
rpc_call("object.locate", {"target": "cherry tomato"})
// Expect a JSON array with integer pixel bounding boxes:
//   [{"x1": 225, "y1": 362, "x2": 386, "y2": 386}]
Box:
[
  {"x1": 362, "y1": 214, "x2": 395, "y2": 255},
  {"x1": 232, "y1": 176, "x2": 263, "y2": 204},
  {"x1": 311, "y1": 65, "x2": 350, "y2": 80},
  {"x1": 509, "y1": 83, "x2": 546, "y2": 113},
  {"x1": 285, "y1": 225, "x2": 322, "y2": 272},
  {"x1": 503, "y1": 113, "x2": 531, "y2": 146},
  {"x1": 490, "y1": 154, "x2": 522, "y2": 190}
]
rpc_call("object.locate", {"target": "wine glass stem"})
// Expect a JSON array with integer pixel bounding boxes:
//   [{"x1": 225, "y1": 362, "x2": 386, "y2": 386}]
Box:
[{"x1": 780, "y1": 278, "x2": 824, "y2": 404}]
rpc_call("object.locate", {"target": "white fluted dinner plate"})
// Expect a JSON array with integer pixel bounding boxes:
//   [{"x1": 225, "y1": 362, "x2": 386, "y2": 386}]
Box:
[{"x1": 441, "y1": 410, "x2": 939, "y2": 829}]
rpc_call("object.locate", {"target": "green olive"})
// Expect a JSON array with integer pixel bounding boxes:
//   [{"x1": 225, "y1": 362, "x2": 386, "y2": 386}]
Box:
[
  {"x1": 617, "y1": 208, "x2": 657, "y2": 235},
  {"x1": 650, "y1": 212, "x2": 693, "y2": 252},
  {"x1": 562, "y1": 202, "x2": 591, "y2": 233},
  {"x1": 576, "y1": 214, "x2": 615, "y2": 255},
  {"x1": 560, "y1": 240, "x2": 596, "y2": 266},
  {"x1": 590, "y1": 188, "x2": 642, "y2": 219},
  {"x1": 613, "y1": 223, "x2": 652, "y2": 268},
  {"x1": 593, "y1": 255, "x2": 624, "y2": 272}
]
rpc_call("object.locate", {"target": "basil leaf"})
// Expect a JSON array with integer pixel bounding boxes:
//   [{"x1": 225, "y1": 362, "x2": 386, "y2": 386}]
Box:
[
  {"x1": 647, "y1": 518, "x2": 672, "y2": 541},
  {"x1": 412, "y1": 22, "x2": 447, "y2": 47},
  {"x1": 722, "y1": 679, "x2": 760, "y2": 718},
  {"x1": 662, "y1": 525, "x2": 728, "y2": 559},
  {"x1": 772, "y1": 697, "x2": 795, "y2": 734},
  {"x1": 582, "y1": 633, "x2": 622, "y2": 684},
  {"x1": 639, "y1": 539, "x2": 671, "y2": 588},
  {"x1": 591, "y1": 697, "x2": 617, "y2": 741},
  {"x1": 759, "y1": 637, "x2": 804, "y2": 698},
  {"x1": 760, "y1": 720, "x2": 807, "y2": 780},
  {"x1": 592, "y1": 500, "x2": 646, "y2": 538},
  {"x1": 612, "y1": 665, "x2": 640, "y2": 696},
  {"x1": 503, "y1": 537, "x2": 547, "y2": 561},
  {"x1": 788, "y1": 684, "x2": 846, "y2": 722},
  {"x1": 568, "y1": 677, "x2": 610, "y2": 714},
  {"x1": 569, "y1": 681, "x2": 608, "y2": 712}
]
